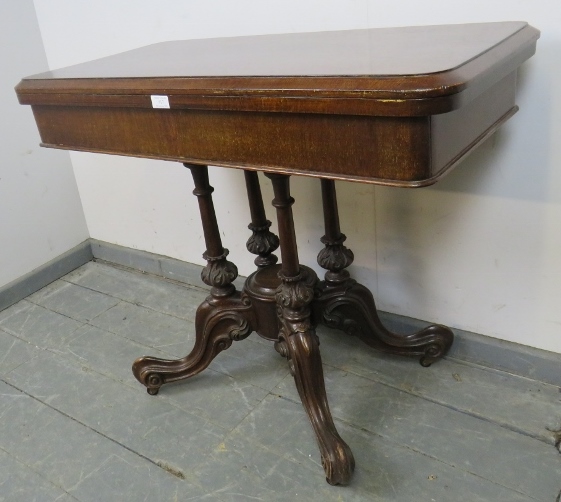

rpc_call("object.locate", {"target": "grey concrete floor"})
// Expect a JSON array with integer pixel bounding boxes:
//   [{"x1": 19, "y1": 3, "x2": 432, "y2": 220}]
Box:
[{"x1": 0, "y1": 261, "x2": 560, "y2": 501}]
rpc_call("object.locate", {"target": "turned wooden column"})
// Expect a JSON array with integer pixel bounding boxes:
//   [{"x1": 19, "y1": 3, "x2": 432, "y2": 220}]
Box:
[
  {"x1": 188, "y1": 164, "x2": 238, "y2": 297},
  {"x1": 244, "y1": 170, "x2": 279, "y2": 267},
  {"x1": 317, "y1": 179, "x2": 355, "y2": 285}
]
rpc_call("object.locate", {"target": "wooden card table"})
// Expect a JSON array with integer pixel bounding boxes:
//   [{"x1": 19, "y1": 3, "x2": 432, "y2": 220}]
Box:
[{"x1": 17, "y1": 22, "x2": 538, "y2": 485}]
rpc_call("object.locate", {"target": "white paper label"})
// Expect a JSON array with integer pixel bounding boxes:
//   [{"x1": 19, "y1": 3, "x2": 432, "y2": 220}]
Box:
[{"x1": 151, "y1": 95, "x2": 170, "y2": 109}]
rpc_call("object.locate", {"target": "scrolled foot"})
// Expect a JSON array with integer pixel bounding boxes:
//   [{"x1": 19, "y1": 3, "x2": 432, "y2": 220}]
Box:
[
  {"x1": 143, "y1": 370, "x2": 164, "y2": 395},
  {"x1": 417, "y1": 327, "x2": 454, "y2": 366},
  {"x1": 132, "y1": 364, "x2": 177, "y2": 395},
  {"x1": 322, "y1": 435, "x2": 355, "y2": 486},
  {"x1": 278, "y1": 330, "x2": 355, "y2": 485}
]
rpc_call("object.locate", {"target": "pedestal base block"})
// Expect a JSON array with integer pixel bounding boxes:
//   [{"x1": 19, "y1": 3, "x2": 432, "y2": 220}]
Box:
[{"x1": 243, "y1": 264, "x2": 318, "y2": 341}]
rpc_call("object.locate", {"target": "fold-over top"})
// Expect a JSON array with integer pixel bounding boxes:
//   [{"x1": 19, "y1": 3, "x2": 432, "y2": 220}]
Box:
[{"x1": 16, "y1": 22, "x2": 539, "y2": 117}]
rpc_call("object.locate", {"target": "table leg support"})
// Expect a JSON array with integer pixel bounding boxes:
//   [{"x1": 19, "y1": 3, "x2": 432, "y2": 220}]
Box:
[
  {"x1": 267, "y1": 173, "x2": 355, "y2": 485},
  {"x1": 132, "y1": 164, "x2": 254, "y2": 395},
  {"x1": 244, "y1": 170, "x2": 279, "y2": 268},
  {"x1": 314, "y1": 179, "x2": 453, "y2": 366}
]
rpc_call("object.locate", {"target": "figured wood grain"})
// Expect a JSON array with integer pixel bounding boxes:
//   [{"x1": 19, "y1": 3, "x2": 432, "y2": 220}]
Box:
[
  {"x1": 31, "y1": 106, "x2": 432, "y2": 183},
  {"x1": 29, "y1": 74, "x2": 516, "y2": 186}
]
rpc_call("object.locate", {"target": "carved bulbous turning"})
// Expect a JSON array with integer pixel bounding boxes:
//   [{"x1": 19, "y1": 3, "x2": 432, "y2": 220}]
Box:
[
  {"x1": 244, "y1": 170, "x2": 279, "y2": 267},
  {"x1": 246, "y1": 220, "x2": 279, "y2": 267},
  {"x1": 317, "y1": 234, "x2": 354, "y2": 273},
  {"x1": 201, "y1": 249, "x2": 238, "y2": 296}
]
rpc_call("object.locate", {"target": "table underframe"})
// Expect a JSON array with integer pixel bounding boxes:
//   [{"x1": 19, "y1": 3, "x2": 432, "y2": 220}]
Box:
[{"x1": 132, "y1": 164, "x2": 454, "y2": 485}]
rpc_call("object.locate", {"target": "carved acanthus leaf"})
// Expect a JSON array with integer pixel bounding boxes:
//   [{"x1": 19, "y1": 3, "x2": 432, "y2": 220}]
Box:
[
  {"x1": 246, "y1": 230, "x2": 279, "y2": 256},
  {"x1": 201, "y1": 258, "x2": 238, "y2": 288},
  {"x1": 317, "y1": 244, "x2": 354, "y2": 272}
]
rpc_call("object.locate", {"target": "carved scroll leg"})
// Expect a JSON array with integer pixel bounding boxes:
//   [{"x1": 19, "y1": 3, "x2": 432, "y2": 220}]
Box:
[
  {"x1": 315, "y1": 282, "x2": 453, "y2": 367},
  {"x1": 267, "y1": 172, "x2": 354, "y2": 485},
  {"x1": 133, "y1": 293, "x2": 253, "y2": 394},
  {"x1": 132, "y1": 164, "x2": 254, "y2": 394},
  {"x1": 276, "y1": 327, "x2": 355, "y2": 485},
  {"x1": 315, "y1": 179, "x2": 453, "y2": 366}
]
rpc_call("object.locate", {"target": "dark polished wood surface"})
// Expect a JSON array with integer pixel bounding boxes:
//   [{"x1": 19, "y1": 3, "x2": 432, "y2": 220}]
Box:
[
  {"x1": 17, "y1": 23, "x2": 538, "y2": 486},
  {"x1": 16, "y1": 22, "x2": 538, "y2": 186},
  {"x1": 20, "y1": 22, "x2": 528, "y2": 79}
]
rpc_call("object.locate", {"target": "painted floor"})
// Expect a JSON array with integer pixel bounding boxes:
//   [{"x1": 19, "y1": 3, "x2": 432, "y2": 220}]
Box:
[{"x1": 0, "y1": 261, "x2": 559, "y2": 501}]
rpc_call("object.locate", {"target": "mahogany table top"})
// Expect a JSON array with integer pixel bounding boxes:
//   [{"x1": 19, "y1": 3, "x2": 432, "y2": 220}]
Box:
[{"x1": 16, "y1": 22, "x2": 539, "y2": 186}]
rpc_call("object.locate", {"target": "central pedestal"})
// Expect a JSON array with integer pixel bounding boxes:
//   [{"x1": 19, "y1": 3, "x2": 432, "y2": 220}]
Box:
[{"x1": 243, "y1": 264, "x2": 318, "y2": 341}]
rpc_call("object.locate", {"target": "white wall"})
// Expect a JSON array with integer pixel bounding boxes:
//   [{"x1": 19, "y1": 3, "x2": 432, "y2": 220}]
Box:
[
  {"x1": 32, "y1": 1, "x2": 561, "y2": 353},
  {"x1": 0, "y1": 0, "x2": 88, "y2": 288}
]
